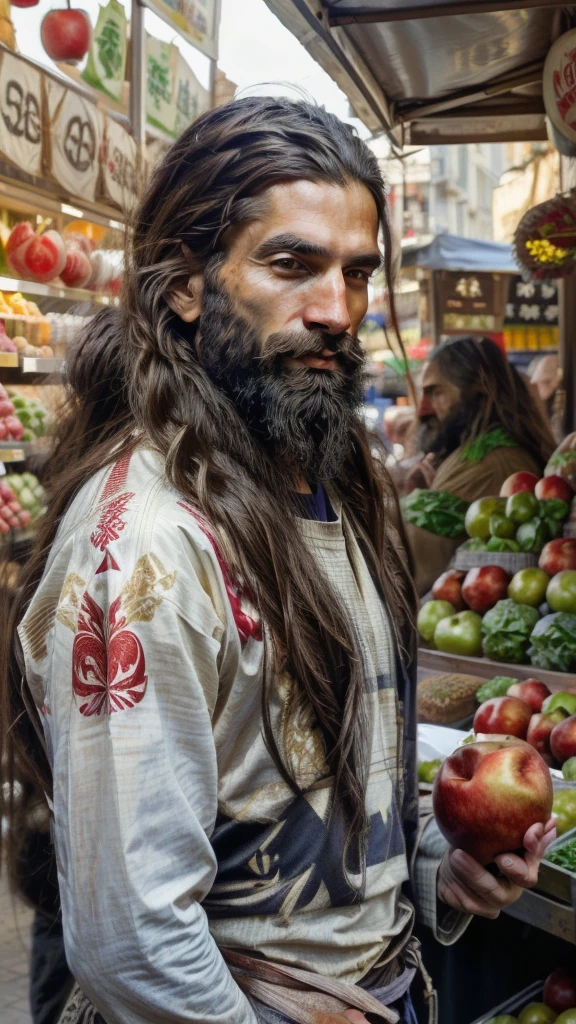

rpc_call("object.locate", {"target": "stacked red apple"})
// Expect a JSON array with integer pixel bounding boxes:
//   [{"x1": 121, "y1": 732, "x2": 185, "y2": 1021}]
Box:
[
  {"x1": 0, "y1": 383, "x2": 24, "y2": 441},
  {"x1": 6, "y1": 222, "x2": 97, "y2": 290},
  {"x1": 418, "y1": 565, "x2": 511, "y2": 657},
  {"x1": 472, "y1": 676, "x2": 576, "y2": 771},
  {"x1": 0, "y1": 479, "x2": 31, "y2": 534}
]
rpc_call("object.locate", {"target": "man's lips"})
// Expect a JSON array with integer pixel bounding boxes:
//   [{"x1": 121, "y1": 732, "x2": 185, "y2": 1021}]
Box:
[{"x1": 283, "y1": 348, "x2": 339, "y2": 371}]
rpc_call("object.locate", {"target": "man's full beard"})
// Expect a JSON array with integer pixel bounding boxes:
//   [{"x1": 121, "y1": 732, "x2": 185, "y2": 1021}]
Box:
[
  {"x1": 194, "y1": 270, "x2": 367, "y2": 482},
  {"x1": 427, "y1": 402, "x2": 477, "y2": 461}
]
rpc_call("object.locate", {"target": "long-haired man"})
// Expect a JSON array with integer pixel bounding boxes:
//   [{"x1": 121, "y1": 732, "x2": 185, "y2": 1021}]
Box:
[{"x1": 1, "y1": 99, "x2": 553, "y2": 1024}]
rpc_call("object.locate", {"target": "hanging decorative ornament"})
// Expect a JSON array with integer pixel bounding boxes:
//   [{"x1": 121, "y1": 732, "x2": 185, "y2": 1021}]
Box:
[
  {"x1": 543, "y1": 28, "x2": 576, "y2": 154},
  {"x1": 41, "y1": 1, "x2": 92, "y2": 65},
  {"x1": 514, "y1": 191, "x2": 576, "y2": 280}
]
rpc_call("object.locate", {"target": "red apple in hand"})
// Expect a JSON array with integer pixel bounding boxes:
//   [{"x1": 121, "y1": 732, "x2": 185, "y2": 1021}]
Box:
[
  {"x1": 462, "y1": 566, "x2": 510, "y2": 614},
  {"x1": 540, "y1": 539, "x2": 576, "y2": 575},
  {"x1": 551, "y1": 715, "x2": 576, "y2": 763},
  {"x1": 432, "y1": 570, "x2": 466, "y2": 611},
  {"x1": 507, "y1": 679, "x2": 551, "y2": 712},
  {"x1": 433, "y1": 739, "x2": 553, "y2": 865},
  {"x1": 500, "y1": 471, "x2": 539, "y2": 497},
  {"x1": 536, "y1": 475, "x2": 574, "y2": 502},
  {"x1": 41, "y1": 7, "x2": 92, "y2": 65},
  {"x1": 544, "y1": 969, "x2": 576, "y2": 1014},
  {"x1": 474, "y1": 696, "x2": 533, "y2": 738}
]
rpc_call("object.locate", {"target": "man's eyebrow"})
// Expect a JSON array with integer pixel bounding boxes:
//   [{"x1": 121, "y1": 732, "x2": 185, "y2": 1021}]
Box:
[{"x1": 252, "y1": 233, "x2": 383, "y2": 270}]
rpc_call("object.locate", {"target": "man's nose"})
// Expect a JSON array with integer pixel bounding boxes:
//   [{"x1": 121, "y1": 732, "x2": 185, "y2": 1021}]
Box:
[{"x1": 301, "y1": 274, "x2": 351, "y2": 336}]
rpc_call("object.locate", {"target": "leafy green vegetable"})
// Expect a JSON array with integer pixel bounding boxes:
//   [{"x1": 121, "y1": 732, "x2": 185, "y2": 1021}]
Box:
[
  {"x1": 418, "y1": 759, "x2": 442, "y2": 783},
  {"x1": 475, "y1": 676, "x2": 517, "y2": 702},
  {"x1": 516, "y1": 518, "x2": 550, "y2": 553},
  {"x1": 538, "y1": 498, "x2": 571, "y2": 522},
  {"x1": 486, "y1": 537, "x2": 520, "y2": 553},
  {"x1": 401, "y1": 489, "x2": 469, "y2": 538},
  {"x1": 459, "y1": 429, "x2": 517, "y2": 465},
  {"x1": 460, "y1": 538, "x2": 487, "y2": 552},
  {"x1": 528, "y1": 612, "x2": 576, "y2": 672},
  {"x1": 482, "y1": 600, "x2": 540, "y2": 664},
  {"x1": 545, "y1": 836, "x2": 576, "y2": 872}
]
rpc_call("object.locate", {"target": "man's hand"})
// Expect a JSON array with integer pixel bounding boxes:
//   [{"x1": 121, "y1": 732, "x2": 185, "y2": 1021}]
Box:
[{"x1": 438, "y1": 818, "x2": 556, "y2": 919}]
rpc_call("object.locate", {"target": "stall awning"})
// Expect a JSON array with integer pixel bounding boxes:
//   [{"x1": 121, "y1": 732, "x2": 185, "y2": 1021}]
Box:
[
  {"x1": 402, "y1": 232, "x2": 519, "y2": 272},
  {"x1": 264, "y1": 0, "x2": 575, "y2": 144}
]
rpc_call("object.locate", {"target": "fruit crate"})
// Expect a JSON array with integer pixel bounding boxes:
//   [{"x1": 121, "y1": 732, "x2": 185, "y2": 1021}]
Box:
[
  {"x1": 451, "y1": 547, "x2": 538, "y2": 572},
  {"x1": 538, "y1": 825, "x2": 576, "y2": 905},
  {"x1": 470, "y1": 981, "x2": 543, "y2": 1023}
]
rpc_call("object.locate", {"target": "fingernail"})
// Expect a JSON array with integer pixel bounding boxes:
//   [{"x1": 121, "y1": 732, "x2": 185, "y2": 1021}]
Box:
[{"x1": 501, "y1": 857, "x2": 514, "y2": 868}]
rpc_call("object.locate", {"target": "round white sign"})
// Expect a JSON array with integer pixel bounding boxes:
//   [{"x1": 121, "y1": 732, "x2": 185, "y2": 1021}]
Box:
[{"x1": 543, "y1": 28, "x2": 576, "y2": 145}]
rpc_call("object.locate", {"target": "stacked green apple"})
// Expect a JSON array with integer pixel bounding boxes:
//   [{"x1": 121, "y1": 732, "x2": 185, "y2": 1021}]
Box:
[
  {"x1": 7, "y1": 391, "x2": 51, "y2": 442},
  {"x1": 5, "y1": 472, "x2": 45, "y2": 522},
  {"x1": 462, "y1": 474, "x2": 572, "y2": 556}
]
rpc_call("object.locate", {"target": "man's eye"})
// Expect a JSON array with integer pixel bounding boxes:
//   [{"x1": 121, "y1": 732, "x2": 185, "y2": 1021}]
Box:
[
  {"x1": 271, "y1": 257, "x2": 304, "y2": 272},
  {"x1": 346, "y1": 269, "x2": 372, "y2": 282}
]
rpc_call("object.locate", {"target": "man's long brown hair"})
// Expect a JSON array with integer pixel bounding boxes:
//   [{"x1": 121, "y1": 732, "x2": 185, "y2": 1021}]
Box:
[
  {"x1": 1, "y1": 98, "x2": 415, "y2": 882},
  {"x1": 430, "y1": 336, "x2": 556, "y2": 469}
]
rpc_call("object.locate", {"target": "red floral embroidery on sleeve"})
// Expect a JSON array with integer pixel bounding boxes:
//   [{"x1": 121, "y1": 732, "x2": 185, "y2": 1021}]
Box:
[
  {"x1": 177, "y1": 501, "x2": 262, "y2": 644},
  {"x1": 101, "y1": 453, "x2": 132, "y2": 501},
  {"x1": 90, "y1": 493, "x2": 135, "y2": 552},
  {"x1": 72, "y1": 591, "x2": 147, "y2": 716}
]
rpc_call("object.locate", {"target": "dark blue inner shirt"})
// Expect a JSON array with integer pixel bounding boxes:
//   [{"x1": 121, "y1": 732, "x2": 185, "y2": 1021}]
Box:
[{"x1": 293, "y1": 483, "x2": 337, "y2": 523}]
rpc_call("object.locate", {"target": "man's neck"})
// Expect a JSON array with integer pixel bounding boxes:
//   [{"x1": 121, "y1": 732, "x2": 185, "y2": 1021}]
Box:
[{"x1": 293, "y1": 474, "x2": 313, "y2": 495}]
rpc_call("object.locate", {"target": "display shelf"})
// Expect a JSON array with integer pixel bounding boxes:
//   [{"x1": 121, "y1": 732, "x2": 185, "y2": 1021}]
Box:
[
  {"x1": 0, "y1": 275, "x2": 118, "y2": 307},
  {"x1": 418, "y1": 647, "x2": 575, "y2": 693},
  {"x1": 19, "y1": 357, "x2": 63, "y2": 376},
  {"x1": 0, "y1": 440, "x2": 50, "y2": 461},
  {"x1": 0, "y1": 353, "x2": 18, "y2": 368},
  {"x1": 504, "y1": 888, "x2": 576, "y2": 944}
]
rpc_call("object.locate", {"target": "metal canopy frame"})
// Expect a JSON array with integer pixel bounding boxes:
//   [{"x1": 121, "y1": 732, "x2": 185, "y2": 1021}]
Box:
[
  {"x1": 265, "y1": 0, "x2": 575, "y2": 145},
  {"x1": 325, "y1": 0, "x2": 568, "y2": 26}
]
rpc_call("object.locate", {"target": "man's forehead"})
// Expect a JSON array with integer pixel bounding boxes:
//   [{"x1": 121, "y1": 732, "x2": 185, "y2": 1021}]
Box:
[
  {"x1": 422, "y1": 362, "x2": 443, "y2": 388},
  {"x1": 243, "y1": 178, "x2": 379, "y2": 254}
]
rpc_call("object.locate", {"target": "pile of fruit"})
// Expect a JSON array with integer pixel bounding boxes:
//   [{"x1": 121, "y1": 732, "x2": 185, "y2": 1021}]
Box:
[
  {"x1": 1, "y1": 221, "x2": 122, "y2": 294},
  {"x1": 0, "y1": 319, "x2": 17, "y2": 356},
  {"x1": 0, "y1": 478, "x2": 31, "y2": 534},
  {"x1": 418, "y1": 535, "x2": 576, "y2": 670},
  {"x1": 0, "y1": 290, "x2": 53, "y2": 357},
  {"x1": 8, "y1": 391, "x2": 50, "y2": 441},
  {"x1": 484, "y1": 969, "x2": 576, "y2": 1022},
  {"x1": 461, "y1": 471, "x2": 573, "y2": 555},
  {"x1": 5, "y1": 472, "x2": 45, "y2": 523},
  {"x1": 0, "y1": 383, "x2": 24, "y2": 441}
]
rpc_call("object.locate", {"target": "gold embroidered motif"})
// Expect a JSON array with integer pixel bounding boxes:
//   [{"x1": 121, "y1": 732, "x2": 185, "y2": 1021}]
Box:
[
  {"x1": 121, "y1": 553, "x2": 176, "y2": 624},
  {"x1": 277, "y1": 673, "x2": 327, "y2": 789},
  {"x1": 56, "y1": 574, "x2": 86, "y2": 634}
]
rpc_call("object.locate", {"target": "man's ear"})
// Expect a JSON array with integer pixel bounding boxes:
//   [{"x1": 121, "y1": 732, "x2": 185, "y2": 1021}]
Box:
[{"x1": 167, "y1": 272, "x2": 204, "y2": 323}]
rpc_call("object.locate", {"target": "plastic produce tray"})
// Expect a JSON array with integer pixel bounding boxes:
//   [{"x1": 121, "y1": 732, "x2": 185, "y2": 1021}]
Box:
[
  {"x1": 538, "y1": 824, "x2": 576, "y2": 905},
  {"x1": 470, "y1": 981, "x2": 543, "y2": 1023}
]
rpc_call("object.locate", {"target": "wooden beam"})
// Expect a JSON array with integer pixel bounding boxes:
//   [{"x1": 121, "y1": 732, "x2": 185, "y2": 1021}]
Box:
[
  {"x1": 408, "y1": 126, "x2": 548, "y2": 144},
  {"x1": 328, "y1": 0, "x2": 568, "y2": 25},
  {"x1": 558, "y1": 273, "x2": 576, "y2": 436}
]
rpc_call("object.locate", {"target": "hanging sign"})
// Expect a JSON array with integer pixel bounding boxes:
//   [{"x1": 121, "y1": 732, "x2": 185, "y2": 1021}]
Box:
[
  {"x1": 0, "y1": 50, "x2": 43, "y2": 177},
  {"x1": 146, "y1": 36, "x2": 209, "y2": 138},
  {"x1": 173, "y1": 50, "x2": 210, "y2": 136},
  {"x1": 436, "y1": 271, "x2": 509, "y2": 335},
  {"x1": 514, "y1": 191, "x2": 576, "y2": 280},
  {"x1": 146, "y1": 36, "x2": 176, "y2": 136},
  {"x1": 45, "y1": 77, "x2": 104, "y2": 203},
  {"x1": 100, "y1": 116, "x2": 139, "y2": 211},
  {"x1": 82, "y1": 0, "x2": 128, "y2": 104},
  {"x1": 543, "y1": 29, "x2": 576, "y2": 146},
  {"x1": 143, "y1": 0, "x2": 219, "y2": 60}
]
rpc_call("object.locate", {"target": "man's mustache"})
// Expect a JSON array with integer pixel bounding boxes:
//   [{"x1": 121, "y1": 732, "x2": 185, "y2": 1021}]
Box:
[{"x1": 258, "y1": 329, "x2": 364, "y2": 371}]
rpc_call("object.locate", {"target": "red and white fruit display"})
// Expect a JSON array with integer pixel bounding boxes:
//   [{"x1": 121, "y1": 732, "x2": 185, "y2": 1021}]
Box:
[
  {"x1": 7, "y1": 222, "x2": 66, "y2": 284},
  {"x1": 473, "y1": 695, "x2": 533, "y2": 738},
  {"x1": 433, "y1": 739, "x2": 553, "y2": 865},
  {"x1": 41, "y1": 5, "x2": 92, "y2": 65},
  {"x1": 0, "y1": 479, "x2": 31, "y2": 534},
  {"x1": 60, "y1": 240, "x2": 92, "y2": 289},
  {"x1": 0, "y1": 384, "x2": 23, "y2": 441}
]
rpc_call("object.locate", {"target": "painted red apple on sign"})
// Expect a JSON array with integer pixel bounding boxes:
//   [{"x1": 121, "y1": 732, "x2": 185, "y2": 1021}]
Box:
[{"x1": 41, "y1": 2, "x2": 92, "y2": 66}]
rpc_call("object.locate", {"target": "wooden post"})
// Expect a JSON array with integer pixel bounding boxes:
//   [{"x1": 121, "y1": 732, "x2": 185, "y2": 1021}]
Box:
[{"x1": 558, "y1": 272, "x2": 576, "y2": 436}]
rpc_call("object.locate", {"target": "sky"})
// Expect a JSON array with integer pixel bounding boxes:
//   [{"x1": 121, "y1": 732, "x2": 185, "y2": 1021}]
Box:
[{"x1": 12, "y1": 0, "x2": 364, "y2": 132}]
